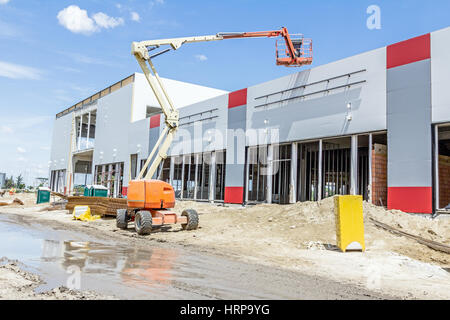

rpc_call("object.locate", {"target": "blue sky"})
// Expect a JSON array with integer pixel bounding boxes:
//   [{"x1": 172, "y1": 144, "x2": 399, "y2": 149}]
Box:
[{"x1": 1, "y1": 0, "x2": 450, "y2": 185}]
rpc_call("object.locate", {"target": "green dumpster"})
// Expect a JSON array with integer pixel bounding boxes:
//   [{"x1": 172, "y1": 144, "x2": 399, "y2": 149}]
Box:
[
  {"x1": 91, "y1": 185, "x2": 108, "y2": 197},
  {"x1": 83, "y1": 186, "x2": 92, "y2": 197},
  {"x1": 36, "y1": 187, "x2": 51, "y2": 204}
]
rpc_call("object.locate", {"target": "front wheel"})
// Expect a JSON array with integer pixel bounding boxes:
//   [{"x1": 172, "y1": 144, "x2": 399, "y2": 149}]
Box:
[
  {"x1": 181, "y1": 209, "x2": 199, "y2": 230},
  {"x1": 135, "y1": 211, "x2": 152, "y2": 235}
]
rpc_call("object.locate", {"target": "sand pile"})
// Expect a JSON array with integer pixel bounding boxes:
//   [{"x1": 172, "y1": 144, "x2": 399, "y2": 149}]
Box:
[
  {"x1": 174, "y1": 197, "x2": 450, "y2": 266},
  {"x1": 363, "y1": 203, "x2": 449, "y2": 245}
]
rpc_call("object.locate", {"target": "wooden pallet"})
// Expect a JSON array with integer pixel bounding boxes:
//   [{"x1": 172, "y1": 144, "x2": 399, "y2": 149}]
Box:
[{"x1": 65, "y1": 196, "x2": 127, "y2": 217}]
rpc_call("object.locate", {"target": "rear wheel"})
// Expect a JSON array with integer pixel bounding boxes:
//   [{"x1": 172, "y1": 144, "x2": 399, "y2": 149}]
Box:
[
  {"x1": 116, "y1": 209, "x2": 128, "y2": 230},
  {"x1": 135, "y1": 211, "x2": 152, "y2": 235},
  {"x1": 181, "y1": 209, "x2": 199, "y2": 230}
]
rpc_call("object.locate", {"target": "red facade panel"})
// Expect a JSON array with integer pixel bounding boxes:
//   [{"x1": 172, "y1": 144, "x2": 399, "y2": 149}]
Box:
[
  {"x1": 387, "y1": 33, "x2": 430, "y2": 69},
  {"x1": 387, "y1": 187, "x2": 432, "y2": 214},
  {"x1": 228, "y1": 88, "x2": 247, "y2": 109},
  {"x1": 150, "y1": 114, "x2": 161, "y2": 129},
  {"x1": 122, "y1": 187, "x2": 128, "y2": 197},
  {"x1": 224, "y1": 186, "x2": 244, "y2": 204}
]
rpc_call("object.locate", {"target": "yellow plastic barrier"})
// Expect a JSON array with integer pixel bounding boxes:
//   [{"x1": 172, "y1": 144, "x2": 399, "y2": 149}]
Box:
[
  {"x1": 334, "y1": 195, "x2": 365, "y2": 252},
  {"x1": 73, "y1": 205, "x2": 101, "y2": 222}
]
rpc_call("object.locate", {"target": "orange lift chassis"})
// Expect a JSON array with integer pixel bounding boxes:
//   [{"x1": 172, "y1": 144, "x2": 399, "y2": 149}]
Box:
[{"x1": 117, "y1": 28, "x2": 313, "y2": 235}]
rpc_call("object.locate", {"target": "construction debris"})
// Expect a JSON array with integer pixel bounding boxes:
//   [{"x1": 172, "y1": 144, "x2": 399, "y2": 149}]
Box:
[
  {"x1": 65, "y1": 196, "x2": 127, "y2": 217},
  {"x1": 39, "y1": 201, "x2": 68, "y2": 212},
  {"x1": 50, "y1": 192, "x2": 68, "y2": 200},
  {"x1": 13, "y1": 198, "x2": 24, "y2": 206},
  {"x1": 0, "y1": 198, "x2": 24, "y2": 207},
  {"x1": 72, "y1": 206, "x2": 101, "y2": 222}
]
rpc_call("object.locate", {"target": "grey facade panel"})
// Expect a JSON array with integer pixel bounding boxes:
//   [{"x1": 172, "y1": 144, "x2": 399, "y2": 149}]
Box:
[
  {"x1": 247, "y1": 88, "x2": 363, "y2": 145},
  {"x1": 387, "y1": 59, "x2": 432, "y2": 92},
  {"x1": 246, "y1": 47, "x2": 387, "y2": 145},
  {"x1": 228, "y1": 105, "x2": 247, "y2": 130},
  {"x1": 388, "y1": 159, "x2": 432, "y2": 187},
  {"x1": 149, "y1": 127, "x2": 160, "y2": 155},
  {"x1": 169, "y1": 94, "x2": 229, "y2": 156},
  {"x1": 225, "y1": 164, "x2": 245, "y2": 188},
  {"x1": 387, "y1": 59, "x2": 432, "y2": 187},
  {"x1": 225, "y1": 105, "x2": 246, "y2": 188}
]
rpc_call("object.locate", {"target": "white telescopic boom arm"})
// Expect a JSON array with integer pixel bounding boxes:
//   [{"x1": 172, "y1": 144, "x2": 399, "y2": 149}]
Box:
[{"x1": 132, "y1": 30, "x2": 297, "y2": 180}]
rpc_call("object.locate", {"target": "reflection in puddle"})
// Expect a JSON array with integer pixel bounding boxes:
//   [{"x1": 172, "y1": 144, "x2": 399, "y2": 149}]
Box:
[
  {"x1": 1, "y1": 215, "x2": 323, "y2": 300},
  {"x1": 41, "y1": 240, "x2": 178, "y2": 290},
  {"x1": 0, "y1": 215, "x2": 183, "y2": 297}
]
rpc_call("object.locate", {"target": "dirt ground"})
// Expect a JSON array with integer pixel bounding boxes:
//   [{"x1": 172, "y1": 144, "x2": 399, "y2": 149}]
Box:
[
  {"x1": 0, "y1": 192, "x2": 449, "y2": 300},
  {"x1": 0, "y1": 258, "x2": 114, "y2": 300}
]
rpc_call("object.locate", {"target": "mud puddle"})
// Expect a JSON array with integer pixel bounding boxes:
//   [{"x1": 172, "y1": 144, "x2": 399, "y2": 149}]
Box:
[
  {"x1": 0, "y1": 215, "x2": 194, "y2": 298},
  {"x1": 0, "y1": 213, "x2": 392, "y2": 299}
]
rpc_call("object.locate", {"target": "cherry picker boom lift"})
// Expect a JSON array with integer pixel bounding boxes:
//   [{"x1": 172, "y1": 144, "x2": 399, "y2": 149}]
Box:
[{"x1": 116, "y1": 28, "x2": 313, "y2": 235}]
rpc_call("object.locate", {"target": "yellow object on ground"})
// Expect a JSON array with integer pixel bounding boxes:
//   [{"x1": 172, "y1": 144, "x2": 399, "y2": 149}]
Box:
[
  {"x1": 73, "y1": 205, "x2": 100, "y2": 222},
  {"x1": 334, "y1": 195, "x2": 365, "y2": 252}
]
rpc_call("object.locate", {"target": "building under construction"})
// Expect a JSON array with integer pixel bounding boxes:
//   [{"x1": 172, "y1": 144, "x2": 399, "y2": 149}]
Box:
[{"x1": 50, "y1": 26, "x2": 450, "y2": 214}]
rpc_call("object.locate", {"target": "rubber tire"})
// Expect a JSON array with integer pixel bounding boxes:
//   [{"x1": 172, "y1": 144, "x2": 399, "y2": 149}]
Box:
[
  {"x1": 135, "y1": 211, "x2": 152, "y2": 235},
  {"x1": 181, "y1": 209, "x2": 199, "y2": 230},
  {"x1": 116, "y1": 209, "x2": 128, "y2": 230}
]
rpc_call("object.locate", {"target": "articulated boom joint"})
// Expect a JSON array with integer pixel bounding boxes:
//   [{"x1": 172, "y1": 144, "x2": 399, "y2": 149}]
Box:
[
  {"x1": 131, "y1": 42, "x2": 151, "y2": 60},
  {"x1": 166, "y1": 110, "x2": 179, "y2": 130}
]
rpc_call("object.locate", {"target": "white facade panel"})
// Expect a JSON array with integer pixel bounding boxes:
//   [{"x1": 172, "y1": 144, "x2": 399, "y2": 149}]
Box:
[
  {"x1": 127, "y1": 117, "x2": 151, "y2": 185},
  {"x1": 431, "y1": 27, "x2": 450, "y2": 123},
  {"x1": 93, "y1": 84, "x2": 133, "y2": 183},
  {"x1": 49, "y1": 113, "x2": 72, "y2": 171}
]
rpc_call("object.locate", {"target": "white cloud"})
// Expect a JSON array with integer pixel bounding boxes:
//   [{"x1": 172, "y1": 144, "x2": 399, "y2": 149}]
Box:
[
  {"x1": 0, "y1": 60, "x2": 42, "y2": 80},
  {"x1": 57, "y1": 5, "x2": 98, "y2": 35},
  {"x1": 57, "y1": 5, "x2": 124, "y2": 35},
  {"x1": 0, "y1": 0, "x2": 10, "y2": 5},
  {"x1": 195, "y1": 54, "x2": 208, "y2": 61},
  {"x1": 17, "y1": 157, "x2": 27, "y2": 162},
  {"x1": 92, "y1": 12, "x2": 124, "y2": 29},
  {"x1": 131, "y1": 11, "x2": 140, "y2": 22},
  {"x1": 17, "y1": 147, "x2": 26, "y2": 154}
]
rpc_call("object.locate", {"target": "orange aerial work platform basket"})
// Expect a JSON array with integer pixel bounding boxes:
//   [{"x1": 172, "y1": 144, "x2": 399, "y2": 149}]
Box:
[{"x1": 276, "y1": 34, "x2": 313, "y2": 67}]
